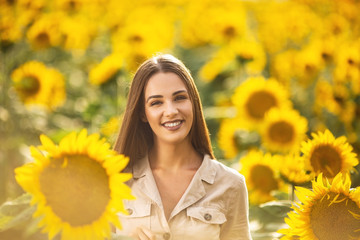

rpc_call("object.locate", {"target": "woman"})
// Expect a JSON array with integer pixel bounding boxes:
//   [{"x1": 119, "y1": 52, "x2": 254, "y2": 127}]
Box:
[{"x1": 114, "y1": 54, "x2": 252, "y2": 240}]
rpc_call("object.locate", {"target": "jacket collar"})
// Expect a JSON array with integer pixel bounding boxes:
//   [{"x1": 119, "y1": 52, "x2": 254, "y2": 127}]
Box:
[{"x1": 132, "y1": 154, "x2": 217, "y2": 185}]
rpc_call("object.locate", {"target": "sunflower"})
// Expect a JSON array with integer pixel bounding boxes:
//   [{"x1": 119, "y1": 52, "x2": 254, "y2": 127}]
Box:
[
  {"x1": 15, "y1": 129, "x2": 134, "y2": 240},
  {"x1": 11, "y1": 61, "x2": 66, "y2": 110},
  {"x1": 180, "y1": 0, "x2": 245, "y2": 47},
  {"x1": 217, "y1": 117, "x2": 251, "y2": 160},
  {"x1": 60, "y1": 15, "x2": 96, "y2": 51},
  {"x1": 231, "y1": 76, "x2": 291, "y2": 129},
  {"x1": 111, "y1": 6, "x2": 175, "y2": 72},
  {"x1": 279, "y1": 173, "x2": 360, "y2": 239},
  {"x1": 0, "y1": 8, "x2": 22, "y2": 44},
  {"x1": 239, "y1": 149, "x2": 287, "y2": 205},
  {"x1": 26, "y1": 14, "x2": 62, "y2": 50},
  {"x1": 270, "y1": 50, "x2": 296, "y2": 88},
  {"x1": 89, "y1": 53, "x2": 123, "y2": 85},
  {"x1": 260, "y1": 107, "x2": 308, "y2": 153},
  {"x1": 301, "y1": 129, "x2": 358, "y2": 179},
  {"x1": 199, "y1": 46, "x2": 235, "y2": 82},
  {"x1": 314, "y1": 80, "x2": 355, "y2": 124},
  {"x1": 280, "y1": 153, "x2": 314, "y2": 186},
  {"x1": 232, "y1": 39, "x2": 266, "y2": 75},
  {"x1": 100, "y1": 115, "x2": 122, "y2": 139},
  {"x1": 292, "y1": 46, "x2": 323, "y2": 87},
  {"x1": 334, "y1": 41, "x2": 360, "y2": 95},
  {"x1": 199, "y1": 40, "x2": 266, "y2": 82}
]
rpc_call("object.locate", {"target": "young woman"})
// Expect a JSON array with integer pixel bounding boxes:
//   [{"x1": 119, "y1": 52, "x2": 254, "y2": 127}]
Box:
[{"x1": 114, "y1": 54, "x2": 252, "y2": 240}]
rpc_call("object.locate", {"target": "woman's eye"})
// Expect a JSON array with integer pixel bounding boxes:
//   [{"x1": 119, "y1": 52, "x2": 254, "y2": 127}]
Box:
[
  {"x1": 150, "y1": 101, "x2": 161, "y2": 106},
  {"x1": 175, "y1": 95, "x2": 187, "y2": 101}
]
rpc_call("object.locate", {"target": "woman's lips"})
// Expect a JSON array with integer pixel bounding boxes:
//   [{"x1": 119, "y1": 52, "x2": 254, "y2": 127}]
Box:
[{"x1": 162, "y1": 120, "x2": 183, "y2": 130}]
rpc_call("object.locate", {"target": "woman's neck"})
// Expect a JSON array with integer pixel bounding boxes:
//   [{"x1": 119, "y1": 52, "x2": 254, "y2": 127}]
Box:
[{"x1": 148, "y1": 140, "x2": 202, "y2": 172}]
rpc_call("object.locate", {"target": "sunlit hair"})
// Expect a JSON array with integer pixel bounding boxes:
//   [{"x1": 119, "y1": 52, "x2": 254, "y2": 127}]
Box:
[{"x1": 114, "y1": 54, "x2": 215, "y2": 166}]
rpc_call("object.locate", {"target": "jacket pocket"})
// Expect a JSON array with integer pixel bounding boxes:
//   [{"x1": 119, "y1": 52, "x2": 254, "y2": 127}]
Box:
[
  {"x1": 186, "y1": 206, "x2": 227, "y2": 224},
  {"x1": 123, "y1": 199, "x2": 151, "y2": 218},
  {"x1": 117, "y1": 199, "x2": 152, "y2": 235}
]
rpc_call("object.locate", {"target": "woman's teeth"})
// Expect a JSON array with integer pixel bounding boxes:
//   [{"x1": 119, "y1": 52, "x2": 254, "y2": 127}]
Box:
[{"x1": 164, "y1": 121, "x2": 181, "y2": 127}]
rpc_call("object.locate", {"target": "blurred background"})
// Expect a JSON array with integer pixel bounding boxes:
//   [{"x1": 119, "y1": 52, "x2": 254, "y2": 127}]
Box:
[{"x1": 1, "y1": 0, "x2": 360, "y2": 239}]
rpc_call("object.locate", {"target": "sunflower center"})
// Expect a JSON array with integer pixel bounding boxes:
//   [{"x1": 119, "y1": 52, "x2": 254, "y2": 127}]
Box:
[
  {"x1": 310, "y1": 144, "x2": 342, "y2": 178},
  {"x1": 250, "y1": 164, "x2": 278, "y2": 193},
  {"x1": 246, "y1": 91, "x2": 277, "y2": 120},
  {"x1": 39, "y1": 155, "x2": 110, "y2": 226},
  {"x1": 129, "y1": 34, "x2": 143, "y2": 43},
  {"x1": 310, "y1": 192, "x2": 360, "y2": 240},
  {"x1": 36, "y1": 32, "x2": 50, "y2": 47},
  {"x1": 15, "y1": 76, "x2": 40, "y2": 97},
  {"x1": 223, "y1": 26, "x2": 236, "y2": 39},
  {"x1": 269, "y1": 120, "x2": 294, "y2": 144}
]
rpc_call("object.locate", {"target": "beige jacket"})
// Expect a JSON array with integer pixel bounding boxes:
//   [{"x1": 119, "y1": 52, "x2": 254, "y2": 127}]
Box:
[{"x1": 116, "y1": 155, "x2": 252, "y2": 240}]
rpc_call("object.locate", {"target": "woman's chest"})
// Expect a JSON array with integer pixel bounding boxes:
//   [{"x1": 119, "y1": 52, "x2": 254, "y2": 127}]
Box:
[
  {"x1": 118, "y1": 200, "x2": 226, "y2": 240},
  {"x1": 152, "y1": 169, "x2": 197, "y2": 220}
]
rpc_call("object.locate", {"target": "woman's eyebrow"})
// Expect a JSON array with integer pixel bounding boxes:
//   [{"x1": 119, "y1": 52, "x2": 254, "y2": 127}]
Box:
[
  {"x1": 173, "y1": 90, "x2": 187, "y2": 95},
  {"x1": 146, "y1": 95, "x2": 162, "y2": 103},
  {"x1": 146, "y1": 90, "x2": 188, "y2": 103}
]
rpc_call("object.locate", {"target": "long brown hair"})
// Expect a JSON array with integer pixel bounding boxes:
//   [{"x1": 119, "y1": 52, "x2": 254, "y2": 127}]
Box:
[{"x1": 113, "y1": 54, "x2": 215, "y2": 166}]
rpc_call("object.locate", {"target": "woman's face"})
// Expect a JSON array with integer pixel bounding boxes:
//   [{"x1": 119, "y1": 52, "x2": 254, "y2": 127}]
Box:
[{"x1": 143, "y1": 72, "x2": 194, "y2": 145}]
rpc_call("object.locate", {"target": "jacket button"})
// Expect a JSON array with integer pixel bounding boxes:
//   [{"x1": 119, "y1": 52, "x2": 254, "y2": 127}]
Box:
[
  {"x1": 126, "y1": 208, "x2": 133, "y2": 215},
  {"x1": 163, "y1": 232, "x2": 171, "y2": 240},
  {"x1": 204, "y1": 213, "x2": 212, "y2": 221}
]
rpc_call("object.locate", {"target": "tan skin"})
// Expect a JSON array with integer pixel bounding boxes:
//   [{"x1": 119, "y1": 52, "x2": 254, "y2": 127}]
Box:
[
  {"x1": 126, "y1": 72, "x2": 202, "y2": 240},
  {"x1": 144, "y1": 72, "x2": 203, "y2": 221},
  {"x1": 149, "y1": 142, "x2": 202, "y2": 221}
]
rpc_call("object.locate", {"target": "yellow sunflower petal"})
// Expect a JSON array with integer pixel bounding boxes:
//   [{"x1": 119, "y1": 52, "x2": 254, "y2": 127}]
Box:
[{"x1": 15, "y1": 129, "x2": 134, "y2": 240}]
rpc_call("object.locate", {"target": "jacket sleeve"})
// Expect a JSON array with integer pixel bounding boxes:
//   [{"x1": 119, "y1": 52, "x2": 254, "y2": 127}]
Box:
[{"x1": 220, "y1": 174, "x2": 252, "y2": 240}]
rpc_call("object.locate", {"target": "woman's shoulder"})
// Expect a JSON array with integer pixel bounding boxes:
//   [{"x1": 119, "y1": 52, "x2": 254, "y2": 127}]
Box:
[{"x1": 204, "y1": 155, "x2": 245, "y2": 185}]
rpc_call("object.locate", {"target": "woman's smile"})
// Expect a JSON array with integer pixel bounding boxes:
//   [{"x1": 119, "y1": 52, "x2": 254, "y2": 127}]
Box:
[
  {"x1": 144, "y1": 72, "x2": 193, "y2": 144},
  {"x1": 162, "y1": 120, "x2": 184, "y2": 130}
]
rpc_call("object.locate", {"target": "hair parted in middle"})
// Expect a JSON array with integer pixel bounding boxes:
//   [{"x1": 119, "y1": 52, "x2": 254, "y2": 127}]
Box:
[{"x1": 114, "y1": 53, "x2": 214, "y2": 166}]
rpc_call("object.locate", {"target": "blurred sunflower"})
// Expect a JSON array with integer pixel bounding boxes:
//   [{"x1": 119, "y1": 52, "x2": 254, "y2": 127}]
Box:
[
  {"x1": 15, "y1": 129, "x2": 134, "y2": 240},
  {"x1": 280, "y1": 153, "x2": 314, "y2": 186},
  {"x1": 55, "y1": 0, "x2": 83, "y2": 12},
  {"x1": 232, "y1": 39, "x2": 266, "y2": 75},
  {"x1": 180, "y1": 0, "x2": 246, "y2": 47},
  {"x1": 60, "y1": 15, "x2": 97, "y2": 51},
  {"x1": 334, "y1": 41, "x2": 360, "y2": 94},
  {"x1": 270, "y1": 50, "x2": 296, "y2": 88},
  {"x1": 314, "y1": 80, "x2": 355, "y2": 124},
  {"x1": 239, "y1": 150, "x2": 287, "y2": 205},
  {"x1": 292, "y1": 45, "x2": 323, "y2": 87},
  {"x1": 279, "y1": 173, "x2": 360, "y2": 239},
  {"x1": 217, "y1": 117, "x2": 251, "y2": 160},
  {"x1": 15, "y1": 0, "x2": 45, "y2": 26},
  {"x1": 26, "y1": 13, "x2": 62, "y2": 50},
  {"x1": 100, "y1": 115, "x2": 122, "y2": 139},
  {"x1": 231, "y1": 76, "x2": 291, "y2": 129},
  {"x1": 0, "y1": 8, "x2": 22, "y2": 44},
  {"x1": 199, "y1": 40, "x2": 266, "y2": 82},
  {"x1": 208, "y1": 1, "x2": 247, "y2": 45},
  {"x1": 301, "y1": 129, "x2": 358, "y2": 179},
  {"x1": 89, "y1": 53, "x2": 123, "y2": 85},
  {"x1": 253, "y1": 0, "x2": 318, "y2": 53},
  {"x1": 11, "y1": 61, "x2": 66, "y2": 110},
  {"x1": 260, "y1": 107, "x2": 308, "y2": 153},
  {"x1": 111, "y1": 6, "x2": 175, "y2": 72},
  {"x1": 199, "y1": 46, "x2": 234, "y2": 82}
]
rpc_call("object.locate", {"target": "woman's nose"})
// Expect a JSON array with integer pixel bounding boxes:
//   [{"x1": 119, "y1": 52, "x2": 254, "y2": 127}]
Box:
[{"x1": 164, "y1": 102, "x2": 178, "y2": 116}]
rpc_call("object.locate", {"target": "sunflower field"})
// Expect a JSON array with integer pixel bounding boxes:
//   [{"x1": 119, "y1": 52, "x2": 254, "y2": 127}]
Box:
[{"x1": 1, "y1": 0, "x2": 360, "y2": 239}]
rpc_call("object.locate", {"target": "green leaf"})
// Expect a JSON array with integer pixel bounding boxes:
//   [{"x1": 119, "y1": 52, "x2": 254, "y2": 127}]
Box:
[
  {"x1": 0, "y1": 193, "x2": 35, "y2": 231},
  {"x1": 250, "y1": 200, "x2": 293, "y2": 224}
]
